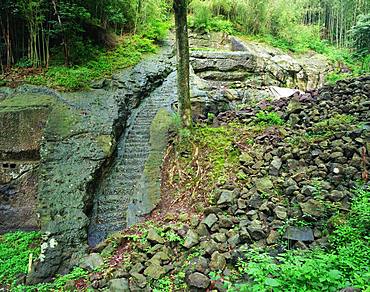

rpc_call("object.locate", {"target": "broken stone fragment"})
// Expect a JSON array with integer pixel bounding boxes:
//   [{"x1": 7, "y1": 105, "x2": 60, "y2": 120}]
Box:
[
  {"x1": 131, "y1": 272, "x2": 147, "y2": 288},
  {"x1": 202, "y1": 213, "x2": 218, "y2": 228},
  {"x1": 255, "y1": 177, "x2": 274, "y2": 193},
  {"x1": 147, "y1": 228, "x2": 165, "y2": 244},
  {"x1": 109, "y1": 278, "x2": 129, "y2": 292},
  {"x1": 266, "y1": 230, "x2": 280, "y2": 245},
  {"x1": 247, "y1": 220, "x2": 266, "y2": 240},
  {"x1": 217, "y1": 190, "x2": 235, "y2": 205},
  {"x1": 270, "y1": 157, "x2": 282, "y2": 176},
  {"x1": 183, "y1": 229, "x2": 199, "y2": 248},
  {"x1": 301, "y1": 185, "x2": 316, "y2": 196},
  {"x1": 274, "y1": 206, "x2": 287, "y2": 220},
  {"x1": 80, "y1": 253, "x2": 104, "y2": 271},
  {"x1": 299, "y1": 199, "x2": 325, "y2": 217},
  {"x1": 284, "y1": 226, "x2": 314, "y2": 241},
  {"x1": 143, "y1": 263, "x2": 166, "y2": 280},
  {"x1": 187, "y1": 272, "x2": 211, "y2": 289},
  {"x1": 209, "y1": 251, "x2": 227, "y2": 271}
]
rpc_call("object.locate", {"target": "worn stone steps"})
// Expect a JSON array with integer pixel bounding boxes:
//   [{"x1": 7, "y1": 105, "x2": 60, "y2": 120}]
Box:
[{"x1": 88, "y1": 72, "x2": 177, "y2": 246}]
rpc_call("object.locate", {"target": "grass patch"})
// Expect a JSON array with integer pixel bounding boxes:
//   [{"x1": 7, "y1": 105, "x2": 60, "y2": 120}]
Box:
[
  {"x1": 0, "y1": 231, "x2": 41, "y2": 285},
  {"x1": 255, "y1": 111, "x2": 284, "y2": 126}
]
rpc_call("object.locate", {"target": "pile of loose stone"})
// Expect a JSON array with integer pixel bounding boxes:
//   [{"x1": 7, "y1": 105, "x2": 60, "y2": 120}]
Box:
[{"x1": 79, "y1": 76, "x2": 369, "y2": 291}]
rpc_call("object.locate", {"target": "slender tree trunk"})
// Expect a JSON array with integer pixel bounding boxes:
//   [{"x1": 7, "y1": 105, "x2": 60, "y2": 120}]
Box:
[
  {"x1": 174, "y1": 0, "x2": 192, "y2": 128},
  {"x1": 52, "y1": 0, "x2": 69, "y2": 66}
]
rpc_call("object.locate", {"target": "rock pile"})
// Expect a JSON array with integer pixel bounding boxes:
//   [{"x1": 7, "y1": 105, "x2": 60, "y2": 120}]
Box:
[{"x1": 81, "y1": 76, "x2": 369, "y2": 291}]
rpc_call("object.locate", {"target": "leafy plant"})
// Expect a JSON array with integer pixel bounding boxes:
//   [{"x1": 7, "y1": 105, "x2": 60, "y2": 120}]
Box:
[
  {"x1": 255, "y1": 111, "x2": 284, "y2": 126},
  {"x1": 226, "y1": 186, "x2": 370, "y2": 291},
  {"x1": 0, "y1": 231, "x2": 41, "y2": 285}
]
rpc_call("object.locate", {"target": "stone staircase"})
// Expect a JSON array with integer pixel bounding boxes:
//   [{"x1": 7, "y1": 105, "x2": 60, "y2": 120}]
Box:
[{"x1": 88, "y1": 73, "x2": 176, "y2": 246}]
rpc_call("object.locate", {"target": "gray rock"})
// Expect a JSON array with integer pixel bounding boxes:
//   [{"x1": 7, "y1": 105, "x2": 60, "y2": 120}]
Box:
[
  {"x1": 187, "y1": 272, "x2": 211, "y2": 289},
  {"x1": 219, "y1": 215, "x2": 234, "y2": 228},
  {"x1": 270, "y1": 157, "x2": 282, "y2": 175},
  {"x1": 196, "y1": 223, "x2": 210, "y2": 238},
  {"x1": 274, "y1": 206, "x2": 287, "y2": 220},
  {"x1": 284, "y1": 227, "x2": 314, "y2": 241},
  {"x1": 80, "y1": 253, "x2": 104, "y2": 271},
  {"x1": 200, "y1": 239, "x2": 218, "y2": 255},
  {"x1": 109, "y1": 278, "x2": 129, "y2": 292},
  {"x1": 202, "y1": 213, "x2": 218, "y2": 228},
  {"x1": 266, "y1": 230, "x2": 279, "y2": 245},
  {"x1": 301, "y1": 185, "x2": 316, "y2": 196},
  {"x1": 255, "y1": 177, "x2": 274, "y2": 192},
  {"x1": 327, "y1": 190, "x2": 346, "y2": 202},
  {"x1": 131, "y1": 272, "x2": 147, "y2": 288},
  {"x1": 237, "y1": 198, "x2": 247, "y2": 209},
  {"x1": 217, "y1": 190, "x2": 235, "y2": 205},
  {"x1": 129, "y1": 263, "x2": 144, "y2": 274},
  {"x1": 212, "y1": 232, "x2": 228, "y2": 243},
  {"x1": 189, "y1": 256, "x2": 209, "y2": 273},
  {"x1": 147, "y1": 228, "x2": 165, "y2": 244},
  {"x1": 183, "y1": 229, "x2": 199, "y2": 248},
  {"x1": 247, "y1": 220, "x2": 266, "y2": 240},
  {"x1": 209, "y1": 251, "x2": 227, "y2": 271},
  {"x1": 228, "y1": 234, "x2": 240, "y2": 247},
  {"x1": 248, "y1": 193, "x2": 264, "y2": 209},
  {"x1": 143, "y1": 263, "x2": 166, "y2": 280},
  {"x1": 299, "y1": 199, "x2": 325, "y2": 217}
]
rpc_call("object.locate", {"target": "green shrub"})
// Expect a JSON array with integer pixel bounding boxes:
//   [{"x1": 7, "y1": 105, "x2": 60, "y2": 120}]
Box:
[{"x1": 255, "y1": 111, "x2": 284, "y2": 126}]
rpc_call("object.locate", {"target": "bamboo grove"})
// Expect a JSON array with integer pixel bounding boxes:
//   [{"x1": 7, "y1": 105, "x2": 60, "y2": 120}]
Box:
[
  {"x1": 189, "y1": 0, "x2": 370, "y2": 54},
  {"x1": 1, "y1": 0, "x2": 369, "y2": 72},
  {"x1": 0, "y1": 0, "x2": 171, "y2": 72}
]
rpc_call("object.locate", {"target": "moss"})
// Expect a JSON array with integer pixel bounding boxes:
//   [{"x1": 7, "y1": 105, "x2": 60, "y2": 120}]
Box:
[
  {"x1": 143, "y1": 109, "x2": 174, "y2": 208},
  {"x1": 0, "y1": 94, "x2": 53, "y2": 112},
  {"x1": 45, "y1": 103, "x2": 82, "y2": 138},
  {"x1": 0, "y1": 93, "x2": 83, "y2": 139},
  {"x1": 96, "y1": 135, "x2": 114, "y2": 157}
]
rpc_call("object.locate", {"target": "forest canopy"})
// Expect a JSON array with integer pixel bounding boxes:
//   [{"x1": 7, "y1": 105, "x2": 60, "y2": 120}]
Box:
[
  {"x1": 0, "y1": 0, "x2": 369, "y2": 83},
  {"x1": 0, "y1": 0, "x2": 172, "y2": 69}
]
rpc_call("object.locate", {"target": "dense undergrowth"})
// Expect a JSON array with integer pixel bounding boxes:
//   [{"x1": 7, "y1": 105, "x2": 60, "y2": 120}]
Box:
[
  {"x1": 217, "y1": 186, "x2": 370, "y2": 291},
  {"x1": 0, "y1": 231, "x2": 41, "y2": 285},
  {"x1": 22, "y1": 33, "x2": 165, "y2": 91}
]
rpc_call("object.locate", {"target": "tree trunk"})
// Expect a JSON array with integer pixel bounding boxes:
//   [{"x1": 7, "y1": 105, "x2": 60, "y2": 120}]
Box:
[
  {"x1": 52, "y1": 0, "x2": 69, "y2": 66},
  {"x1": 174, "y1": 0, "x2": 192, "y2": 128}
]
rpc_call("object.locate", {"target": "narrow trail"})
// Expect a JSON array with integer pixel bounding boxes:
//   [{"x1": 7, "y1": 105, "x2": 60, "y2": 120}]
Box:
[{"x1": 88, "y1": 73, "x2": 176, "y2": 246}]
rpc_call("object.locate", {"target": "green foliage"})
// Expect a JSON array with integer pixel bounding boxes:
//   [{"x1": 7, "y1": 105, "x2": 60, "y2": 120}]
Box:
[
  {"x1": 225, "y1": 186, "x2": 370, "y2": 291},
  {"x1": 26, "y1": 35, "x2": 157, "y2": 90},
  {"x1": 255, "y1": 111, "x2": 284, "y2": 126},
  {"x1": 193, "y1": 125, "x2": 240, "y2": 183},
  {"x1": 0, "y1": 231, "x2": 41, "y2": 284},
  {"x1": 53, "y1": 267, "x2": 89, "y2": 289},
  {"x1": 350, "y1": 14, "x2": 370, "y2": 57},
  {"x1": 13, "y1": 267, "x2": 88, "y2": 291}
]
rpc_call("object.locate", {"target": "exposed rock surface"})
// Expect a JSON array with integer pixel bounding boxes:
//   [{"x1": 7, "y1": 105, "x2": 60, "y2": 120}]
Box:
[
  {"x1": 188, "y1": 32, "x2": 332, "y2": 115},
  {"x1": 24, "y1": 46, "x2": 175, "y2": 282},
  {"x1": 0, "y1": 95, "x2": 50, "y2": 233},
  {"x1": 75, "y1": 75, "x2": 369, "y2": 291}
]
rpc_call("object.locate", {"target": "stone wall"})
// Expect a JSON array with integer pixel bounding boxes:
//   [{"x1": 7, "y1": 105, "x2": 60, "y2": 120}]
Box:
[{"x1": 0, "y1": 106, "x2": 49, "y2": 233}]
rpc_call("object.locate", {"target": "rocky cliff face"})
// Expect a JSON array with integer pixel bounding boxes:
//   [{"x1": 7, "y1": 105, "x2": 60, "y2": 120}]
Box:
[
  {"x1": 188, "y1": 33, "x2": 332, "y2": 113},
  {"x1": 68, "y1": 75, "x2": 369, "y2": 292},
  {"x1": 0, "y1": 34, "x2": 355, "y2": 284},
  {"x1": 0, "y1": 97, "x2": 50, "y2": 233}
]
